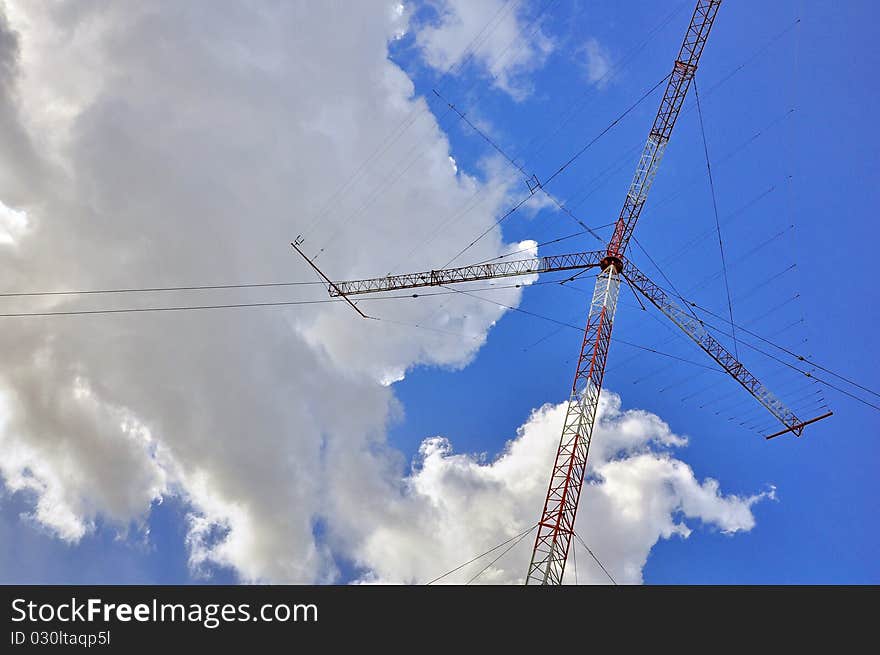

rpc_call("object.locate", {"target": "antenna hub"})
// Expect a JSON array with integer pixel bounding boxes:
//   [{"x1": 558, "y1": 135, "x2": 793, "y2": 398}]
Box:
[{"x1": 600, "y1": 255, "x2": 623, "y2": 273}]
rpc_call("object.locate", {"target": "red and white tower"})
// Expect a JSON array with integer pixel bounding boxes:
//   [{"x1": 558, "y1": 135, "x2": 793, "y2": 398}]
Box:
[{"x1": 525, "y1": 0, "x2": 723, "y2": 585}]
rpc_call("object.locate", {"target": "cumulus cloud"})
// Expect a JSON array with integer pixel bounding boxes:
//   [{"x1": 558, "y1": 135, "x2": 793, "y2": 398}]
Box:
[
  {"x1": 334, "y1": 391, "x2": 773, "y2": 584},
  {"x1": 0, "y1": 1, "x2": 769, "y2": 585},
  {"x1": 0, "y1": 379, "x2": 166, "y2": 542},
  {"x1": 0, "y1": 0, "x2": 528, "y2": 582},
  {"x1": 415, "y1": 0, "x2": 554, "y2": 100}
]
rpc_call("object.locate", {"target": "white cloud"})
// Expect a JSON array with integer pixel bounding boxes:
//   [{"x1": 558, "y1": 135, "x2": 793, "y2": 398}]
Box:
[
  {"x1": 0, "y1": 199, "x2": 27, "y2": 245},
  {"x1": 416, "y1": 0, "x2": 554, "y2": 100},
  {"x1": 335, "y1": 391, "x2": 773, "y2": 584},
  {"x1": 582, "y1": 37, "x2": 612, "y2": 88},
  {"x1": 0, "y1": 0, "x2": 530, "y2": 583},
  {"x1": 0, "y1": 379, "x2": 166, "y2": 542},
  {"x1": 0, "y1": 1, "x2": 770, "y2": 585}
]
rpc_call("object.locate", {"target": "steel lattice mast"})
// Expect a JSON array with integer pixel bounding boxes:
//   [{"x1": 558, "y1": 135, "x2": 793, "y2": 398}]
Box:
[
  {"x1": 298, "y1": 0, "x2": 831, "y2": 584},
  {"x1": 606, "y1": 0, "x2": 722, "y2": 261},
  {"x1": 525, "y1": 0, "x2": 722, "y2": 586}
]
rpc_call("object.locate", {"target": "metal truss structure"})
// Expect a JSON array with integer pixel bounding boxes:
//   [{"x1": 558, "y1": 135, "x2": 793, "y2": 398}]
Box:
[
  {"x1": 297, "y1": 0, "x2": 831, "y2": 585},
  {"x1": 527, "y1": 0, "x2": 723, "y2": 585},
  {"x1": 607, "y1": 0, "x2": 722, "y2": 259},
  {"x1": 329, "y1": 251, "x2": 605, "y2": 297},
  {"x1": 622, "y1": 260, "x2": 803, "y2": 433},
  {"x1": 526, "y1": 264, "x2": 619, "y2": 585}
]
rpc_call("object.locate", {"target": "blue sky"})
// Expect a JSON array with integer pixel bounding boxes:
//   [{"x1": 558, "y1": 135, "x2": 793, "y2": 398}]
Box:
[
  {"x1": 0, "y1": 0, "x2": 877, "y2": 584},
  {"x1": 385, "y1": 0, "x2": 880, "y2": 583},
  {"x1": 395, "y1": 2, "x2": 880, "y2": 583}
]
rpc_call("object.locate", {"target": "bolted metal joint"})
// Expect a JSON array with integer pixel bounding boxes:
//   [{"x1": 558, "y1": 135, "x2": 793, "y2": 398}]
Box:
[
  {"x1": 674, "y1": 59, "x2": 698, "y2": 80},
  {"x1": 599, "y1": 255, "x2": 624, "y2": 273}
]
